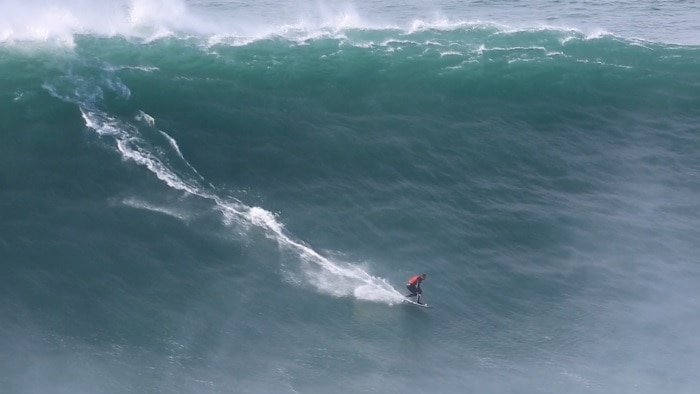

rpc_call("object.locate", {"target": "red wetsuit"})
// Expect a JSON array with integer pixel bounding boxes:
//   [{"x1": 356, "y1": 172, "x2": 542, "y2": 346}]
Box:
[
  {"x1": 406, "y1": 275, "x2": 425, "y2": 300},
  {"x1": 407, "y1": 275, "x2": 424, "y2": 287}
]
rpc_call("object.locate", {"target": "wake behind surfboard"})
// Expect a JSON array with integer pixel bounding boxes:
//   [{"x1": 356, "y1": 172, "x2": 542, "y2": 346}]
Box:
[{"x1": 403, "y1": 299, "x2": 432, "y2": 308}]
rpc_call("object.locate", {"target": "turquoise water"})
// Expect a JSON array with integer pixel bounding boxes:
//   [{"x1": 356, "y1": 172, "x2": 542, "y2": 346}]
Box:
[{"x1": 2, "y1": 1, "x2": 700, "y2": 393}]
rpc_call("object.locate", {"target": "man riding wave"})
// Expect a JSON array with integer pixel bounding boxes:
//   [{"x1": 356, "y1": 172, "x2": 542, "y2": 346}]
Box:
[{"x1": 405, "y1": 273, "x2": 427, "y2": 304}]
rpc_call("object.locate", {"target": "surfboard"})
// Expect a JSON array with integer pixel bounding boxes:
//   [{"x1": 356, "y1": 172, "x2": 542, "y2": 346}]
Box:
[{"x1": 403, "y1": 299, "x2": 432, "y2": 308}]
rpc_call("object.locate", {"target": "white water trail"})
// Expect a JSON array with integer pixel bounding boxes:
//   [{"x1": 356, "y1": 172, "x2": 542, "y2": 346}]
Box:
[{"x1": 46, "y1": 70, "x2": 404, "y2": 304}]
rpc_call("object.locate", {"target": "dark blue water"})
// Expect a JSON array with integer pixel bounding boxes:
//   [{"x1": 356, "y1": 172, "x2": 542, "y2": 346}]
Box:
[{"x1": 2, "y1": 1, "x2": 700, "y2": 393}]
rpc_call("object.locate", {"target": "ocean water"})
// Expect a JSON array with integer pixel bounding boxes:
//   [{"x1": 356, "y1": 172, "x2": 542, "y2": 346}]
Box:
[{"x1": 2, "y1": 1, "x2": 700, "y2": 393}]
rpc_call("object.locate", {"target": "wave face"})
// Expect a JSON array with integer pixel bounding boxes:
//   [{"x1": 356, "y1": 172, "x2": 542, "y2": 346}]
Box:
[{"x1": 2, "y1": 1, "x2": 700, "y2": 393}]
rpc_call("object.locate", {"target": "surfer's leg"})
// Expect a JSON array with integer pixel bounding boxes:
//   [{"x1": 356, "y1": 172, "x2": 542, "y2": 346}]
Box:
[{"x1": 405, "y1": 285, "x2": 417, "y2": 297}]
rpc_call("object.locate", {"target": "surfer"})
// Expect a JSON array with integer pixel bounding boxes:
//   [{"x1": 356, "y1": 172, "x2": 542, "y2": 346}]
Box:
[{"x1": 405, "y1": 273, "x2": 427, "y2": 304}]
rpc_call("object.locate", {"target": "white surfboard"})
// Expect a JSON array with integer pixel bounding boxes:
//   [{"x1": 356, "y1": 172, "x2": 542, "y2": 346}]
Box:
[{"x1": 403, "y1": 299, "x2": 432, "y2": 308}]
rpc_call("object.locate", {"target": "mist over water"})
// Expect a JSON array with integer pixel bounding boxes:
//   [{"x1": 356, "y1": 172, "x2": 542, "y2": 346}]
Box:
[
  {"x1": 2, "y1": 1, "x2": 700, "y2": 393},
  {"x1": 2, "y1": 0, "x2": 700, "y2": 44}
]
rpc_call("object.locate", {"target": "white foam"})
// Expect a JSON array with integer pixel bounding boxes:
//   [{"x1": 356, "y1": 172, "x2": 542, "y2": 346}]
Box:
[
  {"x1": 199, "y1": 195, "x2": 403, "y2": 304},
  {"x1": 247, "y1": 207, "x2": 285, "y2": 235},
  {"x1": 0, "y1": 0, "x2": 546, "y2": 47},
  {"x1": 0, "y1": 1, "x2": 118, "y2": 44},
  {"x1": 0, "y1": 0, "x2": 210, "y2": 43},
  {"x1": 439, "y1": 50, "x2": 463, "y2": 57},
  {"x1": 1, "y1": 0, "x2": 685, "y2": 47},
  {"x1": 106, "y1": 65, "x2": 160, "y2": 73},
  {"x1": 78, "y1": 107, "x2": 202, "y2": 196},
  {"x1": 584, "y1": 28, "x2": 613, "y2": 40},
  {"x1": 135, "y1": 111, "x2": 155, "y2": 127},
  {"x1": 243, "y1": 205, "x2": 404, "y2": 303},
  {"x1": 120, "y1": 197, "x2": 190, "y2": 221}
]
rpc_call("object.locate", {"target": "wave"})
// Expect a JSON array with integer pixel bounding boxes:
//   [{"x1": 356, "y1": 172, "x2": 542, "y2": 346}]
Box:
[{"x1": 4, "y1": 5, "x2": 698, "y2": 305}]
